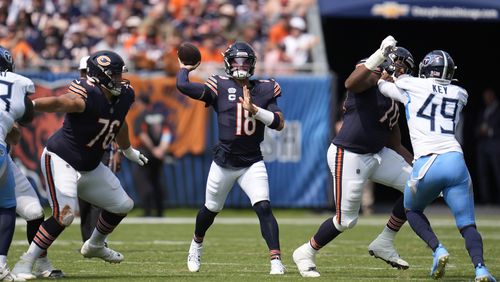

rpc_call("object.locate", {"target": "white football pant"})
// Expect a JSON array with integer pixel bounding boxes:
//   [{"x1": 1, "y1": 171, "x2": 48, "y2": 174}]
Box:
[{"x1": 10, "y1": 156, "x2": 44, "y2": 221}]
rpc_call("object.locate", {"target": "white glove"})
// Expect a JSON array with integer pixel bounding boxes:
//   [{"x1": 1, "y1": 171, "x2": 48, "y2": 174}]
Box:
[
  {"x1": 365, "y1": 35, "x2": 397, "y2": 71},
  {"x1": 122, "y1": 147, "x2": 149, "y2": 166}
]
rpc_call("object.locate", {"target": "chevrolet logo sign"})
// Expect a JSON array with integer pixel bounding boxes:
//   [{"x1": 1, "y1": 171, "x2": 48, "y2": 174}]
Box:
[{"x1": 372, "y1": 1, "x2": 410, "y2": 19}]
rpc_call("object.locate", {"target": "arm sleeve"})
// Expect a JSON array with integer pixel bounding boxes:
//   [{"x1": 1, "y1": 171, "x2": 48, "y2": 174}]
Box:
[
  {"x1": 377, "y1": 79, "x2": 409, "y2": 104},
  {"x1": 176, "y1": 68, "x2": 215, "y2": 105}
]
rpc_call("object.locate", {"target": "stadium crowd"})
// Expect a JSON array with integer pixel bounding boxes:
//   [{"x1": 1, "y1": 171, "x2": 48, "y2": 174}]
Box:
[{"x1": 0, "y1": 0, "x2": 317, "y2": 75}]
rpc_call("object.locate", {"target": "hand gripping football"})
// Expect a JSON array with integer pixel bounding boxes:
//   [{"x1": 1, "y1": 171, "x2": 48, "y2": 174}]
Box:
[{"x1": 177, "y1": 42, "x2": 201, "y2": 66}]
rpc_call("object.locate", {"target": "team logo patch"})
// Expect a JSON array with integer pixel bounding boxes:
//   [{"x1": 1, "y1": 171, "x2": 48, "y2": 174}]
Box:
[
  {"x1": 97, "y1": 55, "x2": 111, "y2": 66},
  {"x1": 228, "y1": 87, "x2": 236, "y2": 94}
]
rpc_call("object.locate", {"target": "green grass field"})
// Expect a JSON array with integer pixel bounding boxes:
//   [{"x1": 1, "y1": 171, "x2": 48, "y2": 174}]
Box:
[{"x1": 8, "y1": 209, "x2": 500, "y2": 281}]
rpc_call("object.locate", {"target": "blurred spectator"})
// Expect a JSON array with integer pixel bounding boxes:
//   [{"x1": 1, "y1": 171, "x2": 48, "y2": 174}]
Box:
[
  {"x1": 268, "y1": 14, "x2": 290, "y2": 46},
  {"x1": 282, "y1": 16, "x2": 318, "y2": 68},
  {"x1": 0, "y1": 26, "x2": 41, "y2": 69},
  {"x1": 263, "y1": 43, "x2": 292, "y2": 76},
  {"x1": 199, "y1": 35, "x2": 224, "y2": 63},
  {"x1": 133, "y1": 95, "x2": 173, "y2": 217},
  {"x1": 40, "y1": 36, "x2": 71, "y2": 73},
  {"x1": 92, "y1": 27, "x2": 128, "y2": 65},
  {"x1": 131, "y1": 24, "x2": 164, "y2": 70},
  {"x1": 475, "y1": 87, "x2": 500, "y2": 204}
]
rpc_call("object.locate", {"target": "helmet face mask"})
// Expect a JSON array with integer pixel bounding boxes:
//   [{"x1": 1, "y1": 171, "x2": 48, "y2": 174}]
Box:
[
  {"x1": 87, "y1": 51, "x2": 127, "y2": 96},
  {"x1": 224, "y1": 42, "x2": 256, "y2": 80},
  {"x1": 418, "y1": 50, "x2": 456, "y2": 82},
  {"x1": 387, "y1": 47, "x2": 415, "y2": 77},
  {"x1": 0, "y1": 45, "x2": 14, "y2": 72}
]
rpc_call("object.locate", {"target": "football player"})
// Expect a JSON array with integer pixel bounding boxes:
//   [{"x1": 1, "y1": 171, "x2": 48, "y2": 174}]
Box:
[
  {"x1": 12, "y1": 50, "x2": 148, "y2": 280},
  {"x1": 378, "y1": 50, "x2": 496, "y2": 281},
  {"x1": 292, "y1": 36, "x2": 415, "y2": 277},
  {"x1": 0, "y1": 45, "x2": 36, "y2": 281},
  {"x1": 176, "y1": 41, "x2": 286, "y2": 275}
]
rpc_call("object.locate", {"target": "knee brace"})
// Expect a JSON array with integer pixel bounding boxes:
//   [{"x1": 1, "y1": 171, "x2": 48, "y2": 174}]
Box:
[
  {"x1": 58, "y1": 205, "x2": 75, "y2": 227},
  {"x1": 333, "y1": 214, "x2": 358, "y2": 232}
]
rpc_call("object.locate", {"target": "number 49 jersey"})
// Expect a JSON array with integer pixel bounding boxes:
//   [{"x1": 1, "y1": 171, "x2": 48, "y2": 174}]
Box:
[
  {"x1": 47, "y1": 79, "x2": 134, "y2": 171},
  {"x1": 202, "y1": 75, "x2": 282, "y2": 168},
  {"x1": 383, "y1": 76, "x2": 467, "y2": 159}
]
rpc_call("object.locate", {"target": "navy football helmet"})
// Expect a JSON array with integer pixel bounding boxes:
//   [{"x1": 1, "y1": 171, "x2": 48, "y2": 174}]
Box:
[
  {"x1": 418, "y1": 50, "x2": 456, "y2": 81},
  {"x1": 223, "y1": 42, "x2": 256, "y2": 80},
  {"x1": 388, "y1": 46, "x2": 415, "y2": 76},
  {"x1": 0, "y1": 45, "x2": 14, "y2": 72},
  {"x1": 87, "y1": 50, "x2": 128, "y2": 96}
]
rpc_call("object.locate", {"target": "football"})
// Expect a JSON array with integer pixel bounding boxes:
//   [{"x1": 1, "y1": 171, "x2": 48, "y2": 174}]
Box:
[{"x1": 177, "y1": 42, "x2": 201, "y2": 66}]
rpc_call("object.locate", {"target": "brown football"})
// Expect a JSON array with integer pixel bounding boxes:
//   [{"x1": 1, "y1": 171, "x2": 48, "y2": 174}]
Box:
[{"x1": 177, "y1": 42, "x2": 201, "y2": 65}]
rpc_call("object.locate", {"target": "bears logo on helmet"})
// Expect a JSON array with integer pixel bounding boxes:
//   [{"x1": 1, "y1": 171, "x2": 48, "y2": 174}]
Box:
[{"x1": 87, "y1": 50, "x2": 127, "y2": 96}]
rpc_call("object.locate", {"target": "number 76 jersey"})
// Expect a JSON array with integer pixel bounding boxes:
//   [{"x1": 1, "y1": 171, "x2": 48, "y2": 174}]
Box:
[{"x1": 381, "y1": 76, "x2": 467, "y2": 159}]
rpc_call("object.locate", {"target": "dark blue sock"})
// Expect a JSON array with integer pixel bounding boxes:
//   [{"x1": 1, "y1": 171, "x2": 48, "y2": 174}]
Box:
[
  {"x1": 27, "y1": 217, "x2": 44, "y2": 244},
  {"x1": 253, "y1": 201, "x2": 280, "y2": 251},
  {"x1": 460, "y1": 225, "x2": 484, "y2": 267},
  {"x1": 312, "y1": 217, "x2": 342, "y2": 249},
  {"x1": 406, "y1": 210, "x2": 439, "y2": 251},
  {"x1": 194, "y1": 205, "x2": 218, "y2": 242},
  {"x1": 0, "y1": 207, "x2": 16, "y2": 256}
]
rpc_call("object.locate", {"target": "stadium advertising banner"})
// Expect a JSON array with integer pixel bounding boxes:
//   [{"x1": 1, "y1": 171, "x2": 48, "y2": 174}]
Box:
[
  {"x1": 319, "y1": 0, "x2": 500, "y2": 21},
  {"x1": 13, "y1": 73, "x2": 333, "y2": 208}
]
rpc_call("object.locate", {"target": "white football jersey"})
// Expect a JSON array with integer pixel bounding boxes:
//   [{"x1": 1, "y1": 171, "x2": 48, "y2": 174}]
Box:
[
  {"x1": 378, "y1": 76, "x2": 467, "y2": 159},
  {"x1": 0, "y1": 71, "x2": 35, "y2": 146}
]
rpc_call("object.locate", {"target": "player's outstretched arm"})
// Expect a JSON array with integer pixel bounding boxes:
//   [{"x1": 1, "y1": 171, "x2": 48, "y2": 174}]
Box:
[
  {"x1": 386, "y1": 123, "x2": 413, "y2": 165},
  {"x1": 116, "y1": 120, "x2": 149, "y2": 166},
  {"x1": 176, "y1": 59, "x2": 206, "y2": 100},
  {"x1": 33, "y1": 93, "x2": 85, "y2": 113},
  {"x1": 239, "y1": 85, "x2": 285, "y2": 131},
  {"x1": 345, "y1": 35, "x2": 397, "y2": 93}
]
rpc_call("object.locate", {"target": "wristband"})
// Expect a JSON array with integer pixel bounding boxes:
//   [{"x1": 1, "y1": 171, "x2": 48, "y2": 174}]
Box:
[
  {"x1": 364, "y1": 49, "x2": 385, "y2": 71},
  {"x1": 254, "y1": 107, "x2": 275, "y2": 126}
]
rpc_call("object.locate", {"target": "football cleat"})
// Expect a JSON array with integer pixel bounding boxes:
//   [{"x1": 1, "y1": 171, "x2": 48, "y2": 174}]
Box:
[
  {"x1": 11, "y1": 253, "x2": 36, "y2": 280},
  {"x1": 430, "y1": 244, "x2": 449, "y2": 279},
  {"x1": 80, "y1": 240, "x2": 124, "y2": 263},
  {"x1": 1, "y1": 263, "x2": 25, "y2": 281},
  {"x1": 368, "y1": 236, "x2": 409, "y2": 270},
  {"x1": 293, "y1": 243, "x2": 320, "y2": 278},
  {"x1": 269, "y1": 259, "x2": 286, "y2": 275},
  {"x1": 187, "y1": 240, "x2": 203, "y2": 272},
  {"x1": 33, "y1": 257, "x2": 64, "y2": 278},
  {"x1": 475, "y1": 264, "x2": 497, "y2": 282}
]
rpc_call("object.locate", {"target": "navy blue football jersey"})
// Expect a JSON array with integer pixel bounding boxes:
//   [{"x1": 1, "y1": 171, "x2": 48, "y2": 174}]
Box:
[
  {"x1": 47, "y1": 79, "x2": 135, "y2": 171},
  {"x1": 202, "y1": 75, "x2": 282, "y2": 168},
  {"x1": 333, "y1": 86, "x2": 399, "y2": 154}
]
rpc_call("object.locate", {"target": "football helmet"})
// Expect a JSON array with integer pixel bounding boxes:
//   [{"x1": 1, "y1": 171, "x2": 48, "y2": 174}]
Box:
[
  {"x1": 223, "y1": 41, "x2": 256, "y2": 79},
  {"x1": 87, "y1": 50, "x2": 128, "y2": 96},
  {"x1": 0, "y1": 45, "x2": 14, "y2": 72},
  {"x1": 388, "y1": 46, "x2": 415, "y2": 76},
  {"x1": 418, "y1": 50, "x2": 456, "y2": 81}
]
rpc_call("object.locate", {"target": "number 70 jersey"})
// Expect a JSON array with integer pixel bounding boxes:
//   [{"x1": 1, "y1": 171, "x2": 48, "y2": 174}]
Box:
[{"x1": 386, "y1": 76, "x2": 467, "y2": 159}]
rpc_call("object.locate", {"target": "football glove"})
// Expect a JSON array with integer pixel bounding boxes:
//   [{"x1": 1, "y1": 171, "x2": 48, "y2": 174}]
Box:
[
  {"x1": 122, "y1": 147, "x2": 149, "y2": 166},
  {"x1": 365, "y1": 35, "x2": 397, "y2": 71}
]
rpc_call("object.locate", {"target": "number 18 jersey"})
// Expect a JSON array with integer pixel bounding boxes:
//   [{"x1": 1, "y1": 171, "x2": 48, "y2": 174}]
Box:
[{"x1": 388, "y1": 76, "x2": 467, "y2": 159}]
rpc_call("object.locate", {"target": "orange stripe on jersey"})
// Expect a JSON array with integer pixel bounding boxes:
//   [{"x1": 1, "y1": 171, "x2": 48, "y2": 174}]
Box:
[
  {"x1": 44, "y1": 154, "x2": 59, "y2": 220},
  {"x1": 206, "y1": 79, "x2": 217, "y2": 89},
  {"x1": 205, "y1": 83, "x2": 218, "y2": 95},
  {"x1": 70, "y1": 81, "x2": 86, "y2": 92},
  {"x1": 208, "y1": 76, "x2": 218, "y2": 84},
  {"x1": 69, "y1": 86, "x2": 88, "y2": 98},
  {"x1": 335, "y1": 147, "x2": 344, "y2": 224},
  {"x1": 273, "y1": 83, "x2": 282, "y2": 97}
]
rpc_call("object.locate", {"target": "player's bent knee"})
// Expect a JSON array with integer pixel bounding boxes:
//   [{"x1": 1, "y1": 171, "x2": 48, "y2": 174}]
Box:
[
  {"x1": 205, "y1": 201, "x2": 223, "y2": 213},
  {"x1": 332, "y1": 215, "x2": 358, "y2": 231},
  {"x1": 253, "y1": 200, "x2": 272, "y2": 216},
  {"x1": 17, "y1": 202, "x2": 44, "y2": 221},
  {"x1": 58, "y1": 205, "x2": 75, "y2": 226}
]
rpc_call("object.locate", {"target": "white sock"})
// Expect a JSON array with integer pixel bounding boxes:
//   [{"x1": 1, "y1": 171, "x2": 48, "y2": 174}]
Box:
[
  {"x1": 380, "y1": 226, "x2": 397, "y2": 240},
  {"x1": 0, "y1": 255, "x2": 6, "y2": 265},
  {"x1": 26, "y1": 242, "x2": 45, "y2": 261},
  {"x1": 89, "y1": 229, "x2": 107, "y2": 247},
  {"x1": 305, "y1": 242, "x2": 319, "y2": 254}
]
